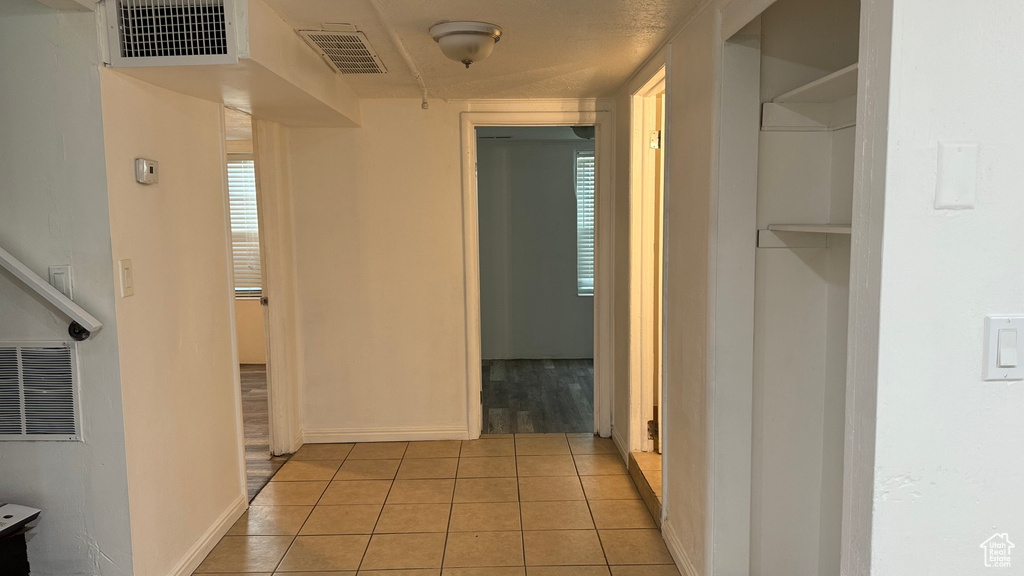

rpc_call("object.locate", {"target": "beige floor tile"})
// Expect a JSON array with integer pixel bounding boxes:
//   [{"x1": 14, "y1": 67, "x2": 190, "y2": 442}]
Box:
[
  {"x1": 358, "y1": 565, "x2": 438, "y2": 569},
  {"x1": 251, "y1": 481, "x2": 328, "y2": 506},
  {"x1": 457, "y1": 456, "x2": 517, "y2": 478},
  {"x1": 443, "y1": 531, "x2": 524, "y2": 568},
  {"x1": 514, "y1": 433, "x2": 567, "y2": 438},
  {"x1": 460, "y1": 438, "x2": 515, "y2": 457},
  {"x1": 195, "y1": 535, "x2": 292, "y2": 573},
  {"x1": 514, "y1": 436, "x2": 570, "y2": 456},
  {"x1": 588, "y1": 500, "x2": 656, "y2": 529},
  {"x1": 520, "y1": 501, "x2": 594, "y2": 530},
  {"x1": 348, "y1": 442, "x2": 410, "y2": 460},
  {"x1": 523, "y1": 530, "x2": 605, "y2": 566},
  {"x1": 599, "y1": 529, "x2": 674, "y2": 565},
  {"x1": 405, "y1": 440, "x2": 463, "y2": 459},
  {"x1": 356, "y1": 565, "x2": 440, "y2": 569},
  {"x1": 528, "y1": 567, "x2": 611, "y2": 576},
  {"x1": 397, "y1": 458, "x2": 459, "y2": 479},
  {"x1": 291, "y1": 443, "x2": 354, "y2": 461},
  {"x1": 375, "y1": 503, "x2": 451, "y2": 533},
  {"x1": 334, "y1": 459, "x2": 401, "y2": 481},
  {"x1": 517, "y1": 455, "x2": 578, "y2": 477},
  {"x1": 579, "y1": 476, "x2": 641, "y2": 500},
  {"x1": 449, "y1": 502, "x2": 521, "y2": 532},
  {"x1": 609, "y1": 566, "x2": 681, "y2": 576},
  {"x1": 194, "y1": 573, "x2": 274, "y2": 576},
  {"x1": 478, "y1": 433, "x2": 515, "y2": 439},
  {"x1": 361, "y1": 533, "x2": 447, "y2": 570},
  {"x1": 320, "y1": 480, "x2": 393, "y2": 505},
  {"x1": 442, "y1": 565, "x2": 524, "y2": 569},
  {"x1": 226, "y1": 505, "x2": 312, "y2": 535},
  {"x1": 573, "y1": 454, "x2": 627, "y2": 476},
  {"x1": 273, "y1": 460, "x2": 343, "y2": 481},
  {"x1": 453, "y1": 478, "x2": 519, "y2": 503},
  {"x1": 568, "y1": 437, "x2": 618, "y2": 455},
  {"x1": 632, "y1": 452, "x2": 663, "y2": 471},
  {"x1": 271, "y1": 572, "x2": 354, "y2": 576},
  {"x1": 299, "y1": 504, "x2": 382, "y2": 535},
  {"x1": 517, "y1": 476, "x2": 585, "y2": 501},
  {"x1": 386, "y1": 479, "x2": 456, "y2": 504},
  {"x1": 277, "y1": 535, "x2": 370, "y2": 571}
]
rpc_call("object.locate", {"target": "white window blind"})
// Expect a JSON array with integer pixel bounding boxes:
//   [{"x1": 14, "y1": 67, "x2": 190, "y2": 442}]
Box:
[
  {"x1": 227, "y1": 159, "x2": 262, "y2": 295},
  {"x1": 575, "y1": 151, "x2": 595, "y2": 296}
]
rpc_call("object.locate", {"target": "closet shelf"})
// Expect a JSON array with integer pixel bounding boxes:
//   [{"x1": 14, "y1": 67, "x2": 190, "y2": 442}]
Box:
[
  {"x1": 768, "y1": 224, "x2": 852, "y2": 234},
  {"x1": 773, "y1": 63, "x2": 859, "y2": 104}
]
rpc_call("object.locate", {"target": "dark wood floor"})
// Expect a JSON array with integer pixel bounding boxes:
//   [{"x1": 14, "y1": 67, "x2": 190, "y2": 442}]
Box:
[
  {"x1": 482, "y1": 359, "x2": 594, "y2": 434},
  {"x1": 240, "y1": 364, "x2": 288, "y2": 501}
]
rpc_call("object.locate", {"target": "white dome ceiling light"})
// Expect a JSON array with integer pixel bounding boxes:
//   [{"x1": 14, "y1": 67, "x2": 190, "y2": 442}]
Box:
[{"x1": 429, "y1": 21, "x2": 503, "y2": 68}]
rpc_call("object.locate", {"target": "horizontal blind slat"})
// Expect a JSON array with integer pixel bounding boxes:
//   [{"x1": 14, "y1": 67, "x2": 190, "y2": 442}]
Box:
[
  {"x1": 227, "y1": 160, "x2": 262, "y2": 294},
  {"x1": 575, "y1": 151, "x2": 596, "y2": 296}
]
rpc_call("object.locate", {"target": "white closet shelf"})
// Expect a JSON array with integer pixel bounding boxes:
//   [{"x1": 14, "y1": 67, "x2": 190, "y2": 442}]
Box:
[
  {"x1": 773, "y1": 63, "x2": 859, "y2": 104},
  {"x1": 767, "y1": 224, "x2": 852, "y2": 234}
]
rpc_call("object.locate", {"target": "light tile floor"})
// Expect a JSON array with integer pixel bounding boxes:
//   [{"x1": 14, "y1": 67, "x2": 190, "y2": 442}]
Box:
[{"x1": 193, "y1": 433, "x2": 680, "y2": 576}]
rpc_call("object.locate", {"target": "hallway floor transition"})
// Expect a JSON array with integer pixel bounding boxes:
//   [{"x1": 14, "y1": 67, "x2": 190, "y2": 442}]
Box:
[
  {"x1": 241, "y1": 364, "x2": 288, "y2": 501},
  {"x1": 482, "y1": 359, "x2": 594, "y2": 434},
  {"x1": 194, "y1": 433, "x2": 679, "y2": 575}
]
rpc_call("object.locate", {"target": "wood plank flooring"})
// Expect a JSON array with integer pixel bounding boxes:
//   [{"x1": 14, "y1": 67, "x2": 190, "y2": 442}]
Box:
[
  {"x1": 240, "y1": 364, "x2": 288, "y2": 501},
  {"x1": 482, "y1": 359, "x2": 594, "y2": 434}
]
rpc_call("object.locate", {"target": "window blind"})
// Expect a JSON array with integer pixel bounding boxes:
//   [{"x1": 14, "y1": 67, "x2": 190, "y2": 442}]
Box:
[
  {"x1": 227, "y1": 159, "x2": 262, "y2": 295},
  {"x1": 575, "y1": 151, "x2": 595, "y2": 296}
]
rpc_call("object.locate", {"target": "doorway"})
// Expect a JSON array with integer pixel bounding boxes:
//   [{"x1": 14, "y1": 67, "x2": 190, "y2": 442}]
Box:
[
  {"x1": 224, "y1": 108, "x2": 282, "y2": 500},
  {"x1": 476, "y1": 126, "x2": 596, "y2": 433}
]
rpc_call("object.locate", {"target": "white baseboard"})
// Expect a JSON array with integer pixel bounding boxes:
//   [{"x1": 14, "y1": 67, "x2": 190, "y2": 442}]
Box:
[
  {"x1": 662, "y1": 517, "x2": 699, "y2": 576},
  {"x1": 611, "y1": 424, "x2": 629, "y2": 463},
  {"x1": 303, "y1": 426, "x2": 470, "y2": 443},
  {"x1": 168, "y1": 492, "x2": 247, "y2": 576}
]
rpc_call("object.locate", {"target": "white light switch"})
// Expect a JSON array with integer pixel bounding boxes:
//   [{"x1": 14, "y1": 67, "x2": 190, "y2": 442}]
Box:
[
  {"x1": 48, "y1": 265, "x2": 73, "y2": 299},
  {"x1": 985, "y1": 316, "x2": 1024, "y2": 380},
  {"x1": 935, "y1": 142, "x2": 977, "y2": 210},
  {"x1": 119, "y1": 259, "x2": 134, "y2": 298}
]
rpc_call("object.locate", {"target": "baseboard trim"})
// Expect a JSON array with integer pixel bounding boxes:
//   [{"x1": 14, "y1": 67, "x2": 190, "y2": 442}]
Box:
[
  {"x1": 168, "y1": 492, "x2": 247, "y2": 576},
  {"x1": 303, "y1": 426, "x2": 471, "y2": 443},
  {"x1": 611, "y1": 424, "x2": 629, "y2": 463},
  {"x1": 662, "y1": 517, "x2": 699, "y2": 576}
]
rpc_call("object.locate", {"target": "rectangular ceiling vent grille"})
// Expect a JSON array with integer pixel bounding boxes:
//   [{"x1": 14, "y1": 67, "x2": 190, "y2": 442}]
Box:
[
  {"x1": 299, "y1": 30, "x2": 387, "y2": 75},
  {"x1": 106, "y1": 0, "x2": 238, "y2": 67},
  {"x1": 0, "y1": 344, "x2": 80, "y2": 442}
]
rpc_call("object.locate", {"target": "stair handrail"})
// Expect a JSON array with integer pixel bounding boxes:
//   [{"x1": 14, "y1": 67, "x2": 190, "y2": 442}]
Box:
[{"x1": 0, "y1": 245, "x2": 102, "y2": 341}]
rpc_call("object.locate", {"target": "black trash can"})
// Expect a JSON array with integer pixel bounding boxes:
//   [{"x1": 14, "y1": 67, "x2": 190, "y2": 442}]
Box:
[{"x1": 0, "y1": 504, "x2": 40, "y2": 576}]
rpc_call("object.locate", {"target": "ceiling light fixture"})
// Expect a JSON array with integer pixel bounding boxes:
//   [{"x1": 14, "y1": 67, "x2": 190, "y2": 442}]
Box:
[{"x1": 429, "y1": 21, "x2": 503, "y2": 68}]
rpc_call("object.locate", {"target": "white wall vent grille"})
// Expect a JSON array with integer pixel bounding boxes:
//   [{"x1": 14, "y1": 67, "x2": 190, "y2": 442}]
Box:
[
  {"x1": 106, "y1": 0, "x2": 238, "y2": 68},
  {"x1": 299, "y1": 30, "x2": 387, "y2": 75},
  {"x1": 0, "y1": 344, "x2": 80, "y2": 441}
]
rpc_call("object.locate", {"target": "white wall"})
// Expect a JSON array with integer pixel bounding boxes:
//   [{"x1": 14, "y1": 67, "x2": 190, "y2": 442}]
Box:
[
  {"x1": 478, "y1": 137, "x2": 595, "y2": 360},
  {"x1": 235, "y1": 298, "x2": 267, "y2": 364},
  {"x1": 287, "y1": 100, "x2": 474, "y2": 441},
  {"x1": 100, "y1": 70, "x2": 247, "y2": 576},
  {"x1": 853, "y1": 0, "x2": 1024, "y2": 572},
  {"x1": 0, "y1": 3, "x2": 133, "y2": 574}
]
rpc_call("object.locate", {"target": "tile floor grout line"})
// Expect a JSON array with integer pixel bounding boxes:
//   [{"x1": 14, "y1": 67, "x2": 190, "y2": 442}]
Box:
[
  {"x1": 436, "y1": 442, "x2": 459, "y2": 572},
  {"x1": 573, "y1": 439, "x2": 614, "y2": 571},
  {"x1": 355, "y1": 441, "x2": 405, "y2": 572},
  {"x1": 515, "y1": 433, "x2": 527, "y2": 572}
]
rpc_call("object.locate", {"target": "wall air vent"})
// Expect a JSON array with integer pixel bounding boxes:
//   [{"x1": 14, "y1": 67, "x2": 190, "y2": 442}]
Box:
[
  {"x1": 0, "y1": 344, "x2": 80, "y2": 441},
  {"x1": 299, "y1": 29, "x2": 387, "y2": 75},
  {"x1": 105, "y1": 0, "x2": 238, "y2": 68}
]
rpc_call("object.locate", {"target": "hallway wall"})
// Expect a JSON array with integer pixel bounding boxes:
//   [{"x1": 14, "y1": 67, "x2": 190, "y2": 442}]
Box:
[
  {"x1": 478, "y1": 137, "x2": 595, "y2": 360},
  {"x1": 101, "y1": 70, "x2": 246, "y2": 576},
  {"x1": 0, "y1": 3, "x2": 133, "y2": 574}
]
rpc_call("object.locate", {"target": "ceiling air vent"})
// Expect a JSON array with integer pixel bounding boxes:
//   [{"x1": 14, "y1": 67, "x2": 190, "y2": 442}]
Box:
[
  {"x1": 299, "y1": 30, "x2": 387, "y2": 75},
  {"x1": 0, "y1": 344, "x2": 80, "y2": 441},
  {"x1": 105, "y1": 0, "x2": 238, "y2": 67}
]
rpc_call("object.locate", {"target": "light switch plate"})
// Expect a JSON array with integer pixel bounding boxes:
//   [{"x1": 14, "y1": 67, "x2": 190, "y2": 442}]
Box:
[
  {"x1": 935, "y1": 142, "x2": 977, "y2": 210},
  {"x1": 48, "y1": 265, "x2": 73, "y2": 299},
  {"x1": 984, "y1": 315, "x2": 1024, "y2": 381},
  {"x1": 118, "y1": 259, "x2": 134, "y2": 298}
]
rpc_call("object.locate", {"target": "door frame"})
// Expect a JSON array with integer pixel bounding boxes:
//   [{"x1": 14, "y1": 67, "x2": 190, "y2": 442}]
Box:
[{"x1": 459, "y1": 102, "x2": 615, "y2": 438}]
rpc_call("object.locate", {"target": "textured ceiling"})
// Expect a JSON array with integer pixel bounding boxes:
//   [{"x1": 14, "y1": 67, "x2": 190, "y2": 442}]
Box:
[{"x1": 261, "y1": 0, "x2": 699, "y2": 99}]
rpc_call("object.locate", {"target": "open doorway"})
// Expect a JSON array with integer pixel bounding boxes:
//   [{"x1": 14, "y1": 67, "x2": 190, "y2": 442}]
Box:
[
  {"x1": 628, "y1": 67, "x2": 667, "y2": 519},
  {"x1": 224, "y1": 108, "x2": 282, "y2": 500},
  {"x1": 476, "y1": 126, "x2": 596, "y2": 433}
]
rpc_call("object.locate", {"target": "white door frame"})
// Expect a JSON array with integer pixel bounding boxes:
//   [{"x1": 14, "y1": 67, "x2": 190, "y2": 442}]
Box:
[{"x1": 460, "y1": 103, "x2": 615, "y2": 438}]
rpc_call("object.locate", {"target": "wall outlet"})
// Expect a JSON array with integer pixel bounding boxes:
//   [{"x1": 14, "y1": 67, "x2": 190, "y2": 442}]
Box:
[
  {"x1": 118, "y1": 259, "x2": 134, "y2": 298},
  {"x1": 935, "y1": 142, "x2": 977, "y2": 210},
  {"x1": 48, "y1": 265, "x2": 73, "y2": 299},
  {"x1": 135, "y1": 158, "x2": 159, "y2": 185}
]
